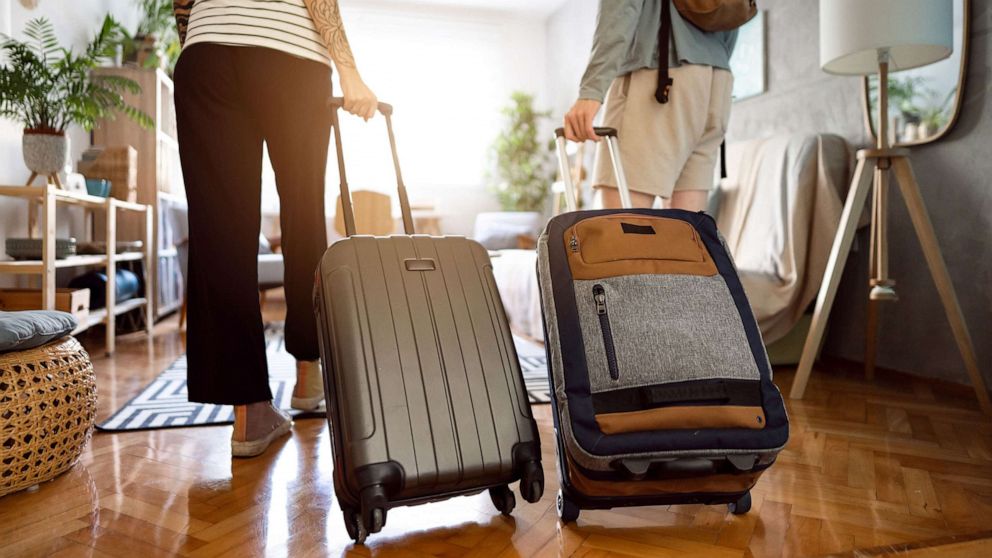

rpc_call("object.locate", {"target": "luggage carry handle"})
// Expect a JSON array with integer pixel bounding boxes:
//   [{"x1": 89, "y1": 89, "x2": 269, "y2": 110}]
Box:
[
  {"x1": 554, "y1": 127, "x2": 633, "y2": 211},
  {"x1": 329, "y1": 97, "x2": 415, "y2": 237}
]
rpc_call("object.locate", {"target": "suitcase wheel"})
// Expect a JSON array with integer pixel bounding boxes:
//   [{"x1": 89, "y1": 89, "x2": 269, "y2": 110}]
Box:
[
  {"x1": 343, "y1": 508, "x2": 367, "y2": 545},
  {"x1": 489, "y1": 485, "x2": 516, "y2": 516},
  {"x1": 519, "y1": 461, "x2": 545, "y2": 504},
  {"x1": 728, "y1": 491, "x2": 752, "y2": 515},
  {"x1": 556, "y1": 490, "x2": 580, "y2": 524},
  {"x1": 360, "y1": 485, "x2": 388, "y2": 535}
]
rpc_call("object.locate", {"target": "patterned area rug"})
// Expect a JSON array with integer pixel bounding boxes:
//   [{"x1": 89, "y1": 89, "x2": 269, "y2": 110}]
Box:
[{"x1": 97, "y1": 324, "x2": 549, "y2": 432}]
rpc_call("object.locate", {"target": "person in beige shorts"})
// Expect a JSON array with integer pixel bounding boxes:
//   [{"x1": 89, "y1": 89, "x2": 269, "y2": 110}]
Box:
[{"x1": 563, "y1": 0, "x2": 738, "y2": 211}]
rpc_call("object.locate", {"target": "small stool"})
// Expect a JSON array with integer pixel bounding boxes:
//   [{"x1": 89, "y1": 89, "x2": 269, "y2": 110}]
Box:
[{"x1": 0, "y1": 336, "x2": 96, "y2": 498}]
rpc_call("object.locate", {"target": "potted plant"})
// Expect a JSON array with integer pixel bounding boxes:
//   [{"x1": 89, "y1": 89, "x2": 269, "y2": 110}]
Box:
[
  {"x1": 916, "y1": 87, "x2": 956, "y2": 139},
  {"x1": 476, "y1": 92, "x2": 554, "y2": 249},
  {"x1": 0, "y1": 16, "x2": 152, "y2": 183},
  {"x1": 118, "y1": 0, "x2": 181, "y2": 72}
]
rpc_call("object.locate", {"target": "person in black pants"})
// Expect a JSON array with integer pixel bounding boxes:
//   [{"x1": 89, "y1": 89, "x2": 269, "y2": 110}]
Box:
[{"x1": 172, "y1": 0, "x2": 377, "y2": 457}]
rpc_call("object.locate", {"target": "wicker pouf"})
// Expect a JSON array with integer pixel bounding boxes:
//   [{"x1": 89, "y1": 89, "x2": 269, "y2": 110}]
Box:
[{"x1": 0, "y1": 336, "x2": 96, "y2": 497}]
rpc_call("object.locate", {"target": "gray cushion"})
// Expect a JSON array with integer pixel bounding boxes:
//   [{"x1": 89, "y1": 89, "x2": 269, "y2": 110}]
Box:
[
  {"x1": 0, "y1": 310, "x2": 77, "y2": 353},
  {"x1": 257, "y1": 253, "x2": 284, "y2": 287},
  {"x1": 473, "y1": 212, "x2": 543, "y2": 250}
]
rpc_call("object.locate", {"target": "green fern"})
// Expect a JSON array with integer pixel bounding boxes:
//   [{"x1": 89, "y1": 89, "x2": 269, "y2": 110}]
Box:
[{"x1": 0, "y1": 16, "x2": 152, "y2": 134}]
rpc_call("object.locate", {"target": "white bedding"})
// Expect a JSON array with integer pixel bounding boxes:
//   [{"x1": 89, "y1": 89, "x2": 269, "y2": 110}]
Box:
[{"x1": 491, "y1": 249, "x2": 544, "y2": 341}]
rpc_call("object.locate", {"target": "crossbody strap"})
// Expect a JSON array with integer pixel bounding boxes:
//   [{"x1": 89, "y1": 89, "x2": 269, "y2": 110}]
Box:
[{"x1": 655, "y1": 0, "x2": 674, "y2": 104}]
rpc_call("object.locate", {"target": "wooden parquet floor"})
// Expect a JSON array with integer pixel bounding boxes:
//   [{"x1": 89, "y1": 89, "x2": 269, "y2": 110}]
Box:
[{"x1": 2, "y1": 295, "x2": 991, "y2": 557}]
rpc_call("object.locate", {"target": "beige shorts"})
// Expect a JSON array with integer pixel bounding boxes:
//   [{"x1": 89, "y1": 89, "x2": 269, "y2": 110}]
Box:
[{"x1": 593, "y1": 65, "x2": 733, "y2": 199}]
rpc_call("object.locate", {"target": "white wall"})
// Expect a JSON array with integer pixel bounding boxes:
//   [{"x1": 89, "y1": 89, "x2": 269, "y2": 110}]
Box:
[
  {"x1": 0, "y1": 0, "x2": 141, "y2": 287},
  {"x1": 309, "y1": 1, "x2": 550, "y2": 236},
  {"x1": 545, "y1": 0, "x2": 597, "y2": 120}
]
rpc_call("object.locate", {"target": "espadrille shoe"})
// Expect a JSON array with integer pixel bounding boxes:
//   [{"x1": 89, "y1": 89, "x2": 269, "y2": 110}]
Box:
[
  {"x1": 291, "y1": 359, "x2": 326, "y2": 411},
  {"x1": 231, "y1": 402, "x2": 293, "y2": 458}
]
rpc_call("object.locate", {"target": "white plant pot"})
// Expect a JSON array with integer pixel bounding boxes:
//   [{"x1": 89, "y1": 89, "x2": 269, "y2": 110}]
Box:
[{"x1": 22, "y1": 132, "x2": 69, "y2": 175}]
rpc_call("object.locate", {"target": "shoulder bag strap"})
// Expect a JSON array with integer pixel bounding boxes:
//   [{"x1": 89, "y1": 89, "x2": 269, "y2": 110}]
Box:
[{"x1": 655, "y1": 0, "x2": 674, "y2": 104}]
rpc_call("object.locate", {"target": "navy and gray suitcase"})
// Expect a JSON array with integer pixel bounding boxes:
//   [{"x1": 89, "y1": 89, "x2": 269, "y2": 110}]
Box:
[
  {"x1": 539, "y1": 127, "x2": 789, "y2": 522},
  {"x1": 313, "y1": 99, "x2": 543, "y2": 544}
]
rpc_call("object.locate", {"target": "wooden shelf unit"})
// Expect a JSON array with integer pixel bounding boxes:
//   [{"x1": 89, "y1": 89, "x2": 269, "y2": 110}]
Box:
[
  {"x1": 91, "y1": 67, "x2": 187, "y2": 321},
  {"x1": 0, "y1": 184, "x2": 154, "y2": 355}
]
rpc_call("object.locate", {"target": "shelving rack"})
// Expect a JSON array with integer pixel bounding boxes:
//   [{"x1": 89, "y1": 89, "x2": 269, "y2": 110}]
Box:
[
  {"x1": 91, "y1": 67, "x2": 187, "y2": 320},
  {"x1": 0, "y1": 184, "x2": 154, "y2": 355}
]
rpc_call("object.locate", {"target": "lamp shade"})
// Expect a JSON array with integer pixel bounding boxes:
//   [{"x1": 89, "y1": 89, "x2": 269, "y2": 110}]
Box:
[{"x1": 820, "y1": 0, "x2": 952, "y2": 75}]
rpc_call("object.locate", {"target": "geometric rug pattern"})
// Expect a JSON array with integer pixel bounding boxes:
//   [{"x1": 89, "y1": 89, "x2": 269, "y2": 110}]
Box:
[{"x1": 97, "y1": 324, "x2": 549, "y2": 432}]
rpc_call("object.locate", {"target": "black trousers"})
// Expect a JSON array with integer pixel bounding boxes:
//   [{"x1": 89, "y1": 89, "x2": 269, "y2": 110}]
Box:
[{"x1": 175, "y1": 44, "x2": 332, "y2": 405}]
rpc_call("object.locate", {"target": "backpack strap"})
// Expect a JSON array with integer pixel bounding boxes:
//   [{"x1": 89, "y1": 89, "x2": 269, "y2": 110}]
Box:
[
  {"x1": 720, "y1": 140, "x2": 727, "y2": 179},
  {"x1": 655, "y1": 0, "x2": 674, "y2": 104}
]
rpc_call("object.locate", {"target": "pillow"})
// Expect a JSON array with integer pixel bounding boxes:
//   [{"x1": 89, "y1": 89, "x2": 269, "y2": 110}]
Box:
[
  {"x1": 474, "y1": 223, "x2": 535, "y2": 251},
  {"x1": 473, "y1": 212, "x2": 543, "y2": 251},
  {"x1": 0, "y1": 310, "x2": 78, "y2": 354}
]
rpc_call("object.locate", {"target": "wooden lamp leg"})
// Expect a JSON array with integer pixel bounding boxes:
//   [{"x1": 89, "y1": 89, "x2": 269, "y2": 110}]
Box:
[
  {"x1": 791, "y1": 156, "x2": 877, "y2": 399},
  {"x1": 865, "y1": 169, "x2": 881, "y2": 380},
  {"x1": 890, "y1": 158, "x2": 992, "y2": 415}
]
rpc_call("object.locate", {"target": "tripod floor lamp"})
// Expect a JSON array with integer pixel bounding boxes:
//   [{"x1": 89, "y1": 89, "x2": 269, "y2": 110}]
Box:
[{"x1": 789, "y1": 0, "x2": 991, "y2": 415}]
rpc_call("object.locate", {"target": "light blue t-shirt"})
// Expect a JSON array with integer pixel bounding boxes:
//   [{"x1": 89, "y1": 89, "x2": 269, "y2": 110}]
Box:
[{"x1": 579, "y1": 0, "x2": 738, "y2": 102}]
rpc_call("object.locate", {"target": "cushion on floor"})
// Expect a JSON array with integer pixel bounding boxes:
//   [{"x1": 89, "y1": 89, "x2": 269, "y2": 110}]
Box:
[{"x1": 0, "y1": 310, "x2": 77, "y2": 353}]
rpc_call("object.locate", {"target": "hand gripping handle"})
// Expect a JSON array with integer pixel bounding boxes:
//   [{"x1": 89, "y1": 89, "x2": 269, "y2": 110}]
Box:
[
  {"x1": 329, "y1": 98, "x2": 414, "y2": 236},
  {"x1": 553, "y1": 127, "x2": 632, "y2": 211}
]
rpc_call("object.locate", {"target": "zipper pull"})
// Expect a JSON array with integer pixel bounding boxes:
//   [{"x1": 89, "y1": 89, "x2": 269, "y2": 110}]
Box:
[
  {"x1": 569, "y1": 234, "x2": 579, "y2": 252},
  {"x1": 593, "y1": 285, "x2": 607, "y2": 315}
]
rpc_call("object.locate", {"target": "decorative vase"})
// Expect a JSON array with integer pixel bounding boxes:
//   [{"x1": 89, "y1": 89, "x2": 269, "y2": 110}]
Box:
[
  {"x1": 22, "y1": 131, "x2": 69, "y2": 176},
  {"x1": 902, "y1": 123, "x2": 919, "y2": 144}
]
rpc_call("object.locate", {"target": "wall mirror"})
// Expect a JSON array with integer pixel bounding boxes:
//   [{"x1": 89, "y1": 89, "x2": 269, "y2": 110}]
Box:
[{"x1": 862, "y1": 0, "x2": 969, "y2": 146}]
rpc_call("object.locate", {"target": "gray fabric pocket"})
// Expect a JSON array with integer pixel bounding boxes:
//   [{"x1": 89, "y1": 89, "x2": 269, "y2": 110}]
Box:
[{"x1": 575, "y1": 274, "x2": 760, "y2": 394}]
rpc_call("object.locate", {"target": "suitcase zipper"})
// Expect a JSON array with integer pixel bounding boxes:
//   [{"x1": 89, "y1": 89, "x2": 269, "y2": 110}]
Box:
[
  {"x1": 593, "y1": 285, "x2": 620, "y2": 381},
  {"x1": 569, "y1": 234, "x2": 579, "y2": 253}
]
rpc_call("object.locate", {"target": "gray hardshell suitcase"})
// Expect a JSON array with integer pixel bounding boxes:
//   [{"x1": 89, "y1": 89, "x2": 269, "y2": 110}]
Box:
[{"x1": 314, "y1": 99, "x2": 543, "y2": 544}]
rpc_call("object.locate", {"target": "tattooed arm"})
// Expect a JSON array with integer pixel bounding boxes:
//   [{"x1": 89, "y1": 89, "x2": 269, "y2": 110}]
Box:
[
  {"x1": 304, "y1": 0, "x2": 378, "y2": 120},
  {"x1": 173, "y1": 0, "x2": 195, "y2": 46}
]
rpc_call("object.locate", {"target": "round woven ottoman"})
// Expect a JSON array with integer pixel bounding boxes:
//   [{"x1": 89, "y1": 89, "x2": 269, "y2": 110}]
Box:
[{"x1": 0, "y1": 336, "x2": 96, "y2": 497}]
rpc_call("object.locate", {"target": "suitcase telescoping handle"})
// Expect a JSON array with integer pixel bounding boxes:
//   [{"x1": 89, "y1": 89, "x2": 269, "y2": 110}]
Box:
[
  {"x1": 329, "y1": 97, "x2": 415, "y2": 237},
  {"x1": 554, "y1": 127, "x2": 633, "y2": 211}
]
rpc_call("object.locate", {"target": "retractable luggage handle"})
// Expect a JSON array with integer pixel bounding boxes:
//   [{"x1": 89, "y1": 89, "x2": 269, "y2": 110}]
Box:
[
  {"x1": 554, "y1": 127, "x2": 633, "y2": 211},
  {"x1": 329, "y1": 97, "x2": 415, "y2": 237}
]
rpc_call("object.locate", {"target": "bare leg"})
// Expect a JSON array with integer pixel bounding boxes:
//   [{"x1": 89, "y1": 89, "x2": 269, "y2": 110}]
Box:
[
  {"x1": 663, "y1": 189, "x2": 709, "y2": 212},
  {"x1": 595, "y1": 186, "x2": 656, "y2": 209}
]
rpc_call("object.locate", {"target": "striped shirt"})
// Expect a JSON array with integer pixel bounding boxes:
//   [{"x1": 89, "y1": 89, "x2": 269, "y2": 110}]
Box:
[{"x1": 184, "y1": 0, "x2": 332, "y2": 67}]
